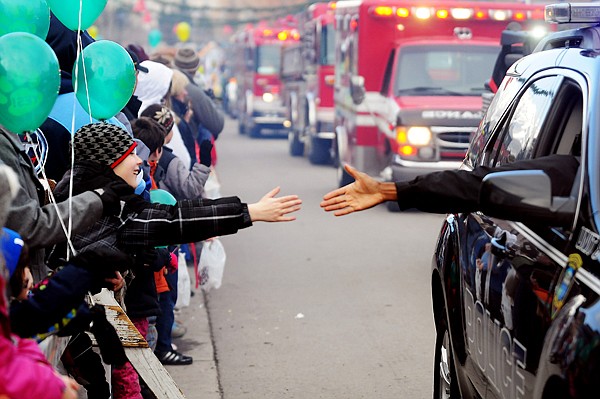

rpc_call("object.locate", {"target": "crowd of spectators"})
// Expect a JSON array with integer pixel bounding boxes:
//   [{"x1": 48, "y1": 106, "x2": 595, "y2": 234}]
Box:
[{"x1": 0, "y1": 13, "x2": 301, "y2": 399}]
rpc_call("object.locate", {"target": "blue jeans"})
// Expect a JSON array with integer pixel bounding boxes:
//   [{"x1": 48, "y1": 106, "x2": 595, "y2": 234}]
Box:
[{"x1": 155, "y1": 269, "x2": 178, "y2": 353}]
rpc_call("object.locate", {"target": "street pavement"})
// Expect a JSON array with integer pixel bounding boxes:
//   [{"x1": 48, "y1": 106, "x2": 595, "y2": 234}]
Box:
[{"x1": 165, "y1": 278, "x2": 220, "y2": 399}]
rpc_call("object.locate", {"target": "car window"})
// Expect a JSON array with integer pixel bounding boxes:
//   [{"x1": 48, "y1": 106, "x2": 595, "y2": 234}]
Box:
[
  {"x1": 467, "y1": 75, "x2": 524, "y2": 168},
  {"x1": 489, "y1": 75, "x2": 584, "y2": 242},
  {"x1": 493, "y1": 76, "x2": 563, "y2": 165}
]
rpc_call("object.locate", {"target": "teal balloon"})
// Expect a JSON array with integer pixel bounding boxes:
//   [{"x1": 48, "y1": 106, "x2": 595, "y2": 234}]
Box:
[
  {"x1": 148, "y1": 29, "x2": 162, "y2": 48},
  {"x1": 0, "y1": 0, "x2": 50, "y2": 39},
  {"x1": 73, "y1": 40, "x2": 136, "y2": 120},
  {"x1": 150, "y1": 189, "x2": 177, "y2": 206},
  {"x1": 47, "y1": 0, "x2": 107, "y2": 31},
  {"x1": 0, "y1": 32, "x2": 60, "y2": 134}
]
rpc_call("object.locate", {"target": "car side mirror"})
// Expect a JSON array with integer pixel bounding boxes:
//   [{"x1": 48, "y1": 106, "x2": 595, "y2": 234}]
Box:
[
  {"x1": 350, "y1": 75, "x2": 365, "y2": 105},
  {"x1": 479, "y1": 170, "x2": 576, "y2": 226}
]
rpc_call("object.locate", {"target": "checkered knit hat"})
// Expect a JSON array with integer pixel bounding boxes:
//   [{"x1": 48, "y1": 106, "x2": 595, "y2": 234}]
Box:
[{"x1": 74, "y1": 123, "x2": 137, "y2": 168}]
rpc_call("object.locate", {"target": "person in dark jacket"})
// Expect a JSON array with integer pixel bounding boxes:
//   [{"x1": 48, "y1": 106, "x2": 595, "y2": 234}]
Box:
[
  {"x1": 173, "y1": 45, "x2": 225, "y2": 139},
  {"x1": 321, "y1": 155, "x2": 579, "y2": 217}
]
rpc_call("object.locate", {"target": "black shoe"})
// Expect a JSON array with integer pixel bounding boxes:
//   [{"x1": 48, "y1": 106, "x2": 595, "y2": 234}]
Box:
[{"x1": 155, "y1": 349, "x2": 193, "y2": 365}]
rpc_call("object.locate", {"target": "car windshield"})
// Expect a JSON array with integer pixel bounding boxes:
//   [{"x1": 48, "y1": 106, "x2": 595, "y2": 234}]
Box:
[
  {"x1": 394, "y1": 44, "x2": 499, "y2": 96},
  {"x1": 256, "y1": 44, "x2": 281, "y2": 75}
]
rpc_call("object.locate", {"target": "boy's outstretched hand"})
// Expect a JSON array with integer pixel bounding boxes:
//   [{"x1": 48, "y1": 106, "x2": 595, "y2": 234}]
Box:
[
  {"x1": 321, "y1": 164, "x2": 393, "y2": 216},
  {"x1": 248, "y1": 187, "x2": 302, "y2": 222}
]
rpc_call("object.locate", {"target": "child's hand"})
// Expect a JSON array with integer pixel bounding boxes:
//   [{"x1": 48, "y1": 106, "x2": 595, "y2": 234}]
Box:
[
  {"x1": 105, "y1": 271, "x2": 125, "y2": 291},
  {"x1": 248, "y1": 187, "x2": 302, "y2": 222},
  {"x1": 59, "y1": 375, "x2": 79, "y2": 399}
]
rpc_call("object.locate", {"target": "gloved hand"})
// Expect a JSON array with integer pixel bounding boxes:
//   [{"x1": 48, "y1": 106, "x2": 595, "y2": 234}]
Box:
[
  {"x1": 89, "y1": 304, "x2": 128, "y2": 366},
  {"x1": 199, "y1": 139, "x2": 213, "y2": 167},
  {"x1": 71, "y1": 248, "x2": 133, "y2": 284},
  {"x1": 93, "y1": 180, "x2": 134, "y2": 216},
  {"x1": 167, "y1": 251, "x2": 178, "y2": 274}
]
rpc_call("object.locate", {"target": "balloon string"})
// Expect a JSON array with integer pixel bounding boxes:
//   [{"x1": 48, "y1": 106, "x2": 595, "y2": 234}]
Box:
[
  {"x1": 69, "y1": 36, "x2": 82, "y2": 261},
  {"x1": 77, "y1": 0, "x2": 93, "y2": 126},
  {"x1": 26, "y1": 131, "x2": 77, "y2": 257},
  {"x1": 67, "y1": 0, "x2": 90, "y2": 260}
]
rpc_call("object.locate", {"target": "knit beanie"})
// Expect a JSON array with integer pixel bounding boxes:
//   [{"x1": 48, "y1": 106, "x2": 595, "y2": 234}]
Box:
[
  {"x1": 140, "y1": 104, "x2": 175, "y2": 133},
  {"x1": 174, "y1": 45, "x2": 200, "y2": 71},
  {"x1": 74, "y1": 123, "x2": 137, "y2": 168}
]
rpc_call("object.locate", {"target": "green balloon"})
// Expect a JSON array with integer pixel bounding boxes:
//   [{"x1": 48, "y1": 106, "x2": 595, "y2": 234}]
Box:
[
  {"x1": 73, "y1": 40, "x2": 136, "y2": 120},
  {"x1": 0, "y1": 0, "x2": 50, "y2": 39},
  {"x1": 150, "y1": 189, "x2": 177, "y2": 206},
  {"x1": 0, "y1": 32, "x2": 60, "y2": 134},
  {"x1": 148, "y1": 29, "x2": 162, "y2": 48},
  {"x1": 47, "y1": 0, "x2": 107, "y2": 31}
]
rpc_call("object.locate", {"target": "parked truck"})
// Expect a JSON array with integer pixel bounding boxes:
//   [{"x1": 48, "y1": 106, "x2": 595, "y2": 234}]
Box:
[
  {"x1": 333, "y1": 0, "x2": 549, "y2": 194},
  {"x1": 231, "y1": 21, "x2": 300, "y2": 137},
  {"x1": 281, "y1": 2, "x2": 337, "y2": 164}
]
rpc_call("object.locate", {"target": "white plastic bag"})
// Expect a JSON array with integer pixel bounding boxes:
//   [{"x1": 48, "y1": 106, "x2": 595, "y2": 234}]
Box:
[
  {"x1": 199, "y1": 238, "x2": 226, "y2": 291},
  {"x1": 176, "y1": 251, "x2": 191, "y2": 308},
  {"x1": 204, "y1": 169, "x2": 221, "y2": 199}
]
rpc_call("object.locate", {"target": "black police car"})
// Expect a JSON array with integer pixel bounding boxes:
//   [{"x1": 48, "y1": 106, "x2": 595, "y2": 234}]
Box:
[{"x1": 431, "y1": 3, "x2": 600, "y2": 398}]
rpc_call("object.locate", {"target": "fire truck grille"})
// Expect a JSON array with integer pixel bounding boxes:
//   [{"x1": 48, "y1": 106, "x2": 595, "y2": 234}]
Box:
[{"x1": 436, "y1": 131, "x2": 471, "y2": 160}]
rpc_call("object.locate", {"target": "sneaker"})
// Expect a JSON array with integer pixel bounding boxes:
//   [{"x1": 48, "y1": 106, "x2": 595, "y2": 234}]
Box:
[
  {"x1": 155, "y1": 349, "x2": 193, "y2": 365},
  {"x1": 172, "y1": 321, "x2": 187, "y2": 338}
]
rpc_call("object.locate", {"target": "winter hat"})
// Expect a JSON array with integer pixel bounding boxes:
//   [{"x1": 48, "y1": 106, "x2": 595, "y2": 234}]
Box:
[
  {"x1": 140, "y1": 104, "x2": 175, "y2": 133},
  {"x1": 74, "y1": 123, "x2": 137, "y2": 168},
  {"x1": 134, "y1": 60, "x2": 173, "y2": 115},
  {"x1": 0, "y1": 228, "x2": 24, "y2": 277},
  {"x1": 126, "y1": 43, "x2": 149, "y2": 63},
  {"x1": 174, "y1": 45, "x2": 200, "y2": 71},
  {"x1": 126, "y1": 49, "x2": 149, "y2": 73}
]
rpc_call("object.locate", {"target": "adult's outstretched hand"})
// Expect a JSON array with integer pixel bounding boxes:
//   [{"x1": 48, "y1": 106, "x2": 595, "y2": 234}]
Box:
[
  {"x1": 248, "y1": 187, "x2": 302, "y2": 222},
  {"x1": 320, "y1": 164, "x2": 390, "y2": 216}
]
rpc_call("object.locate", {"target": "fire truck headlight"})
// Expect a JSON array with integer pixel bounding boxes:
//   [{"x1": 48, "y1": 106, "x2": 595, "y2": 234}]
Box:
[
  {"x1": 262, "y1": 93, "x2": 274, "y2": 103},
  {"x1": 407, "y1": 127, "x2": 432, "y2": 145},
  {"x1": 489, "y1": 9, "x2": 510, "y2": 21},
  {"x1": 414, "y1": 7, "x2": 433, "y2": 19},
  {"x1": 529, "y1": 25, "x2": 548, "y2": 39}
]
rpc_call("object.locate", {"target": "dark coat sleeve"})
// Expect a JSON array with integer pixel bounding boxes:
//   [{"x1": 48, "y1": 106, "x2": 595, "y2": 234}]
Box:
[
  {"x1": 119, "y1": 196, "x2": 253, "y2": 249},
  {"x1": 186, "y1": 83, "x2": 225, "y2": 137},
  {"x1": 9, "y1": 265, "x2": 93, "y2": 338},
  {"x1": 394, "y1": 154, "x2": 580, "y2": 214}
]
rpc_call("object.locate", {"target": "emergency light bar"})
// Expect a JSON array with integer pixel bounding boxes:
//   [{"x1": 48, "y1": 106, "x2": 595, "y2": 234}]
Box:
[
  {"x1": 261, "y1": 28, "x2": 299, "y2": 41},
  {"x1": 369, "y1": 5, "x2": 544, "y2": 21},
  {"x1": 545, "y1": 3, "x2": 600, "y2": 23}
]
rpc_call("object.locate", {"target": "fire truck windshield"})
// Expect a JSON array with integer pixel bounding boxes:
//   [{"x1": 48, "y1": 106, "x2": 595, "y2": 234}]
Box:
[
  {"x1": 394, "y1": 44, "x2": 499, "y2": 96},
  {"x1": 256, "y1": 44, "x2": 281, "y2": 75},
  {"x1": 320, "y1": 26, "x2": 335, "y2": 65}
]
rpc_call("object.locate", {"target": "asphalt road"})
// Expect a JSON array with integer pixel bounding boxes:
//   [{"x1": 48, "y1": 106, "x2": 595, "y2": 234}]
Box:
[{"x1": 203, "y1": 118, "x2": 442, "y2": 398}]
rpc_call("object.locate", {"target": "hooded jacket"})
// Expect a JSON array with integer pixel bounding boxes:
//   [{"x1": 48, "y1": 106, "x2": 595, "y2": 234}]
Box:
[{"x1": 135, "y1": 60, "x2": 193, "y2": 170}]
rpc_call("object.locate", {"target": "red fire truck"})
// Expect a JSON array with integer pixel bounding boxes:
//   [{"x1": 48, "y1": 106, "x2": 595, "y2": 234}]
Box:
[
  {"x1": 281, "y1": 2, "x2": 337, "y2": 164},
  {"x1": 333, "y1": 0, "x2": 549, "y2": 190},
  {"x1": 232, "y1": 22, "x2": 300, "y2": 137}
]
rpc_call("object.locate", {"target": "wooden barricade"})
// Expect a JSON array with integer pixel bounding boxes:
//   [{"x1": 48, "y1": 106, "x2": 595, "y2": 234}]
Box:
[{"x1": 41, "y1": 289, "x2": 185, "y2": 399}]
